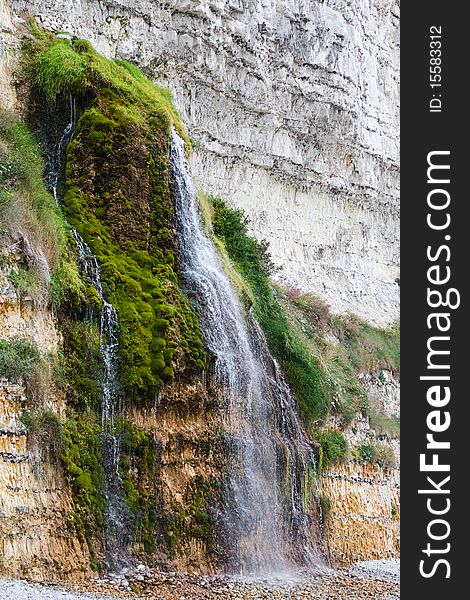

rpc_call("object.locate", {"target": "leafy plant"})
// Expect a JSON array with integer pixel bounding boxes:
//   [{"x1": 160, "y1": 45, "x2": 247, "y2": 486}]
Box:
[
  {"x1": 0, "y1": 337, "x2": 40, "y2": 382},
  {"x1": 314, "y1": 428, "x2": 348, "y2": 471},
  {"x1": 353, "y1": 443, "x2": 396, "y2": 469}
]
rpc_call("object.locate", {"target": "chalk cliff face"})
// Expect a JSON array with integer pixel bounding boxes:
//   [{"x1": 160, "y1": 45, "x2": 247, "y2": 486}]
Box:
[{"x1": 7, "y1": 0, "x2": 400, "y2": 325}]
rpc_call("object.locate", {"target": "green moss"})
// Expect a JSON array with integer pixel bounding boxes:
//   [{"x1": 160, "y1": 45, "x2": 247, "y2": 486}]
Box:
[
  {"x1": 368, "y1": 412, "x2": 400, "y2": 439},
  {"x1": 50, "y1": 250, "x2": 87, "y2": 309},
  {"x1": 332, "y1": 315, "x2": 400, "y2": 376},
  {"x1": 20, "y1": 409, "x2": 63, "y2": 462},
  {"x1": 61, "y1": 409, "x2": 106, "y2": 557},
  {"x1": 118, "y1": 420, "x2": 158, "y2": 553},
  {"x1": 26, "y1": 31, "x2": 206, "y2": 402}
]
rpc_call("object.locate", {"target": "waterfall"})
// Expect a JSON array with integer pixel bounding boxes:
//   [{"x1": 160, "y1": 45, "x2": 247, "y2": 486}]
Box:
[
  {"x1": 71, "y1": 231, "x2": 130, "y2": 568},
  {"x1": 170, "y1": 130, "x2": 320, "y2": 575},
  {"x1": 44, "y1": 96, "x2": 130, "y2": 569},
  {"x1": 44, "y1": 93, "x2": 76, "y2": 204}
]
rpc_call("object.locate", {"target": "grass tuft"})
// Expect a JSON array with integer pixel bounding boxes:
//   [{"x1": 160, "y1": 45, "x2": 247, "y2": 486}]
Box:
[{"x1": 0, "y1": 337, "x2": 40, "y2": 383}]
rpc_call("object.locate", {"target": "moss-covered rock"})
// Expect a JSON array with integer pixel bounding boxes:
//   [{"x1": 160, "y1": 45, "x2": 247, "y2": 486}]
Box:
[
  {"x1": 28, "y1": 32, "x2": 206, "y2": 403},
  {"x1": 118, "y1": 420, "x2": 159, "y2": 554},
  {"x1": 61, "y1": 409, "x2": 106, "y2": 570}
]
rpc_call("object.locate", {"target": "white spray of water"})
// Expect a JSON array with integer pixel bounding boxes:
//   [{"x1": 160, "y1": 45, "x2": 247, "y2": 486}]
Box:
[{"x1": 170, "y1": 130, "x2": 320, "y2": 575}]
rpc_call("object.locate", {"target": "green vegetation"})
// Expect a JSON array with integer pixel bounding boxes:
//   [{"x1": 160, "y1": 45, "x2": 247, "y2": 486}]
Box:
[
  {"x1": 313, "y1": 428, "x2": 348, "y2": 471},
  {"x1": 7, "y1": 267, "x2": 36, "y2": 299},
  {"x1": 369, "y1": 412, "x2": 400, "y2": 439},
  {"x1": 26, "y1": 30, "x2": 206, "y2": 401},
  {"x1": 61, "y1": 409, "x2": 105, "y2": 569},
  {"x1": 164, "y1": 476, "x2": 214, "y2": 555},
  {"x1": 332, "y1": 314, "x2": 400, "y2": 376},
  {"x1": 0, "y1": 106, "x2": 103, "y2": 555},
  {"x1": 119, "y1": 420, "x2": 158, "y2": 553},
  {"x1": 0, "y1": 108, "x2": 82, "y2": 308},
  {"x1": 3, "y1": 25, "x2": 209, "y2": 565},
  {"x1": 60, "y1": 319, "x2": 103, "y2": 410},
  {"x1": 353, "y1": 443, "x2": 396, "y2": 469},
  {"x1": 282, "y1": 293, "x2": 400, "y2": 423},
  {"x1": 319, "y1": 493, "x2": 332, "y2": 521},
  {"x1": 21, "y1": 405, "x2": 106, "y2": 568},
  {"x1": 20, "y1": 409, "x2": 62, "y2": 461},
  {"x1": 0, "y1": 337, "x2": 40, "y2": 382}
]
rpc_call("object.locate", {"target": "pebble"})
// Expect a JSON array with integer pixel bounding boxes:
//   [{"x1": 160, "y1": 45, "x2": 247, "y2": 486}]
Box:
[{"x1": 0, "y1": 560, "x2": 400, "y2": 599}]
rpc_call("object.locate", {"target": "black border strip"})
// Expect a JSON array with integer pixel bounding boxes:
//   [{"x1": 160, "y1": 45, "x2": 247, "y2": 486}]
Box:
[{"x1": 401, "y1": 3, "x2": 466, "y2": 596}]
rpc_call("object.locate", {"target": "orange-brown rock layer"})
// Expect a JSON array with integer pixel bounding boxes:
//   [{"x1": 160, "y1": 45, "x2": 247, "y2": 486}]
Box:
[{"x1": 319, "y1": 462, "x2": 400, "y2": 566}]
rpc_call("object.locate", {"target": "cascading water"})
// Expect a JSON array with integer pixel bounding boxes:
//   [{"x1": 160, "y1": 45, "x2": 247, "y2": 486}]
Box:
[
  {"x1": 44, "y1": 93, "x2": 76, "y2": 204},
  {"x1": 170, "y1": 130, "x2": 320, "y2": 575},
  {"x1": 43, "y1": 95, "x2": 130, "y2": 569},
  {"x1": 71, "y1": 232, "x2": 131, "y2": 568}
]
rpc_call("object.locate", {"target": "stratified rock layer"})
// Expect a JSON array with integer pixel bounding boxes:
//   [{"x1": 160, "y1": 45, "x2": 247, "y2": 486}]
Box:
[
  {"x1": 0, "y1": 246, "x2": 92, "y2": 580},
  {"x1": 319, "y1": 462, "x2": 399, "y2": 565}
]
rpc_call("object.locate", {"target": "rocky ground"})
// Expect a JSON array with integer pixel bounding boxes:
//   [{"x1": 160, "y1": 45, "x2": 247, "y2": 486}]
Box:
[{"x1": 0, "y1": 560, "x2": 399, "y2": 599}]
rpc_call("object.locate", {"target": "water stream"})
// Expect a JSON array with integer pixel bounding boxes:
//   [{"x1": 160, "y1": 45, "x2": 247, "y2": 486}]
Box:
[
  {"x1": 44, "y1": 96, "x2": 130, "y2": 569},
  {"x1": 170, "y1": 130, "x2": 320, "y2": 575}
]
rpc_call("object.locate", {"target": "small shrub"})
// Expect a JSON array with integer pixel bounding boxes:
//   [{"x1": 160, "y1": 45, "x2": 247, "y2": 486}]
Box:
[
  {"x1": 0, "y1": 337, "x2": 40, "y2": 382},
  {"x1": 353, "y1": 443, "x2": 396, "y2": 469},
  {"x1": 314, "y1": 428, "x2": 348, "y2": 471},
  {"x1": 20, "y1": 409, "x2": 63, "y2": 462}
]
